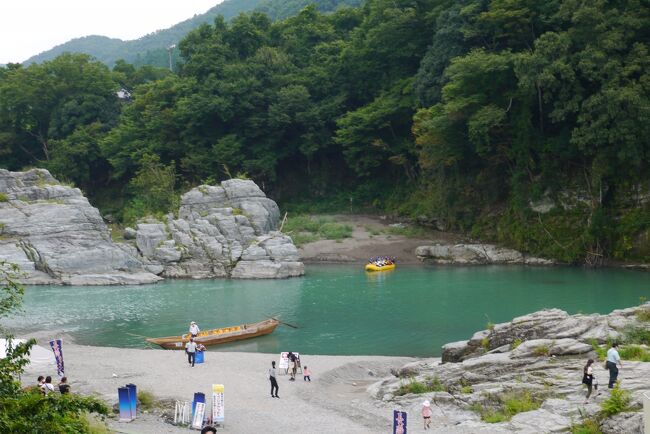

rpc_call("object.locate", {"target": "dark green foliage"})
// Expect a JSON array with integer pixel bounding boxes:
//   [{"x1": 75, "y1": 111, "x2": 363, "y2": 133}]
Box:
[
  {"x1": 600, "y1": 384, "x2": 631, "y2": 417},
  {"x1": 0, "y1": 0, "x2": 648, "y2": 264}
]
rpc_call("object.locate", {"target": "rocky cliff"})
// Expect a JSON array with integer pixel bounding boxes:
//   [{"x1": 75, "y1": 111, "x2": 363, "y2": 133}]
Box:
[
  {"x1": 373, "y1": 303, "x2": 650, "y2": 433},
  {"x1": 0, "y1": 169, "x2": 161, "y2": 285},
  {"x1": 129, "y1": 179, "x2": 304, "y2": 279},
  {"x1": 416, "y1": 243, "x2": 554, "y2": 265},
  {"x1": 0, "y1": 170, "x2": 303, "y2": 284}
]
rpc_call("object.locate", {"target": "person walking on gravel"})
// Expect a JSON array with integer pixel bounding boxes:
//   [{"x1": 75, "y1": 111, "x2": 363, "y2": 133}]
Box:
[{"x1": 269, "y1": 361, "x2": 279, "y2": 398}]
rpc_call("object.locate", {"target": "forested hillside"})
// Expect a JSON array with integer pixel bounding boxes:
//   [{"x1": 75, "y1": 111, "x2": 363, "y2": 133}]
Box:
[
  {"x1": 1, "y1": 0, "x2": 649, "y2": 265},
  {"x1": 23, "y1": 0, "x2": 361, "y2": 68}
]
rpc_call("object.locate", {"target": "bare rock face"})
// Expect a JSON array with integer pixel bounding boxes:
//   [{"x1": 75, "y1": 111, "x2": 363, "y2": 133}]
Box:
[
  {"x1": 374, "y1": 303, "x2": 650, "y2": 434},
  {"x1": 133, "y1": 179, "x2": 304, "y2": 279},
  {"x1": 441, "y1": 304, "x2": 646, "y2": 363},
  {"x1": 0, "y1": 169, "x2": 161, "y2": 285},
  {"x1": 415, "y1": 243, "x2": 554, "y2": 265}
]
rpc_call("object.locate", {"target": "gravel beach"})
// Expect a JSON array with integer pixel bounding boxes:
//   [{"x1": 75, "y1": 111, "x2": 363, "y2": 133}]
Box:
[{"x1": 23, "y1": 341, "x2": 417, "y2": 433}]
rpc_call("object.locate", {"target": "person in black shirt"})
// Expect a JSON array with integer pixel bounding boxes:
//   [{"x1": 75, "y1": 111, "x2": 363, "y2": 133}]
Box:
[{"x1": 58, "y1": 377, "x2": 70, "y2": 394}]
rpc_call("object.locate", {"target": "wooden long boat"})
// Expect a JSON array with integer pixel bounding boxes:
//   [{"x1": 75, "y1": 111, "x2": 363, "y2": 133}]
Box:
[{"x1": 145, "y1": 318, "x2": 280, "y2": 350}]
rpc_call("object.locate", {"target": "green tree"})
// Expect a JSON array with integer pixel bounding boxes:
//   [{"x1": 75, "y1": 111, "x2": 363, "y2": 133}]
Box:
[{"x1": 0, "y1": 261, "x2": 108, "y2": 432}]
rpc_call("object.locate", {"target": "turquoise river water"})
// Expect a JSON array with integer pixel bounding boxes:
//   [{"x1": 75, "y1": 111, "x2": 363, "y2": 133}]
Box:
[{"x1": 6, "y1": 265, "x2": 649, "y2": 357}]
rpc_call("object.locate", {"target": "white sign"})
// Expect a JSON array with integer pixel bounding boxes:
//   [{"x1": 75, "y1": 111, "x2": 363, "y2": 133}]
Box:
[
  {"x1": 191, "y1": 402, "x2": 205, "y2": 429},
  {"x1": 279, "y1": 352, "x2": 289, "y2": 370},
  {"x1": 212, "y1": 384, "x2": 224, "y2": 423}
]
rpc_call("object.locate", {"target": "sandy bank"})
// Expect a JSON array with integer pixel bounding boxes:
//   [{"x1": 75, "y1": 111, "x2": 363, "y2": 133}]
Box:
[
  {"x1": 298, "y1": 214, "x2": 459, "y2": 264},
  {"x1": 23, "y1": 342, "x2": 417, "y2": 433}
]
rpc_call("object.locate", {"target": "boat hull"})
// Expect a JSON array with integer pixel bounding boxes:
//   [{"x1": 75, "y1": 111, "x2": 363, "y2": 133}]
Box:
[
  {"x1": 365, "y1": 263, "x2": 396, "y2": 272},
  {"x1": 145, "y1": 319, "x2": 279, "y2": 350}
]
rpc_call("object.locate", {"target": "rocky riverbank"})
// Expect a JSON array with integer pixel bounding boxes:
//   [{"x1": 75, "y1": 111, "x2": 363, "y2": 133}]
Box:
[
  {"x1": 415, "y1": 243, "x2": 554, "y2": 265},
  {"x1": 0, "y1": 169, "x2": 302, "y2": 284},
  {"x1": 379, "y1": 303, "x2": 650, "y2": 433}
]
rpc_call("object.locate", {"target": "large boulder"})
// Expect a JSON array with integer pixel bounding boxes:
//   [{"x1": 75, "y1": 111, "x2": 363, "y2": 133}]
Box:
[
  {"x1": 415, "y1": 243, "x2": 553, "y2": 265},
  {"x1": 0, "y1": 169, "x2": 161, "y2": 285},
  {"x1": 134, "y1": 180, "x2": 304, "y2": 279}
]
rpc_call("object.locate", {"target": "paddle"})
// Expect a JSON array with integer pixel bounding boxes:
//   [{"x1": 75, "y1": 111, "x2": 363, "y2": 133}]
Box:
[
  {"x1": 125, "y1": 332, "x2": 153, "y2": 341},
  {"x1": 265, "y1": 314, "x2": 299, "y2": 329}
]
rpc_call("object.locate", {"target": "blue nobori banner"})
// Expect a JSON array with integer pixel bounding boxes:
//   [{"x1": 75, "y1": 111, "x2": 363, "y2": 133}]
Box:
[{"x1": 49, "y1": 339, "x2": 64, "y2": 376}]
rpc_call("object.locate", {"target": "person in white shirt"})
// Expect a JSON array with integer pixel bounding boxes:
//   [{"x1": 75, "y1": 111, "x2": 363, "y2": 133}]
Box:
[
  {"x1": 189, "y1": 321, "x2": 200, "y2": 337},
  {"x1": 42, "y1": 376, "x2": 55, "y2": 395},
  {"x1": 185, "y1": 337, "x2": 197, "y2": 367},
  {"x1": 606, "y1": 342, "x2": 622, "y2": 388}
]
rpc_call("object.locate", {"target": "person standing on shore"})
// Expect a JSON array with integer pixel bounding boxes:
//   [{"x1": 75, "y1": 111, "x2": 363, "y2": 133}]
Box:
[
  {"x1": 189, "y1": 321, "x2": 200, "y2": 338},
  {"x1": 421, "y1": 400, "x2": 432, "y2": 430},
  {"x1": 58, "y1": 377, "x2": 70, "y2": 394},
  {"x1": 606, "y1": 342, "x2": 622, "y2": 388},
  {"x1": 185, "y1": 337, "x2": 197, "y2": 367},
  {"x1": 42, "y1": 376, "x2": 55, "y2": 395},
  {"x1": 582, "y1": 359, "x2": 600, "y2": 403},
  {"x1": 269, "y1": 361, "x2": 279, "y2": 398}
]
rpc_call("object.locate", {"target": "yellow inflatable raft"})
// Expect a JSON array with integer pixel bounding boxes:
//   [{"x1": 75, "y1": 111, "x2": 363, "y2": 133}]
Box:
[{"x1": 365, "y1": 263, "x2": 396, "y2": 272}]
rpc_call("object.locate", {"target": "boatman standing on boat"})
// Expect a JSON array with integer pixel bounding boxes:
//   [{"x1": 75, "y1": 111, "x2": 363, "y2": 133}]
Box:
[{"x1": 189, "y1": 321, "x2": 200, "y2": 338}]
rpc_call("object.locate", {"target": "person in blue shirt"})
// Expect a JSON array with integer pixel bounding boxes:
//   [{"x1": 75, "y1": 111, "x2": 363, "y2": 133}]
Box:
[{"x1": 606, "y1": 342, "x2": 622, "y2": 388}]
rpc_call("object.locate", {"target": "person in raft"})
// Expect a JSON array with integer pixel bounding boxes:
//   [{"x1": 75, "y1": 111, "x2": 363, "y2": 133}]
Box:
[
  {"x1": 422, "y1": 400, "x2": 432, "y2": 429},
  {"x1": 269, "y1": 361, "x2": 279, "y2": 398},
  {"x1": 185, "y1": 337, "x2": 197, "y2": 367},
  {"x1": 189, "y1": 321, "x2": 200, "y2": 338},
  {"x1": 303, "y1": 365, "x2": 311, "y2": 381},
  {"x1": 58, "y1": 377, "x2": 70, "y2": 394}
]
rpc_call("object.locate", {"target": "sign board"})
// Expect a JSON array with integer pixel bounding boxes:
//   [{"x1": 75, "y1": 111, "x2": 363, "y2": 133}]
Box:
[
  {"x1": 279, "y1": 352, "x2": 289, "y2": 370},
  {"x1": 192, "y1": 402, "x2": 205, "y2": 429},
  {"x1": 212, "y1": 384, "x2": 224, "y2": 423},
  {"x1": 393, "y1": 410, "x2": 407, "y2": 434}
]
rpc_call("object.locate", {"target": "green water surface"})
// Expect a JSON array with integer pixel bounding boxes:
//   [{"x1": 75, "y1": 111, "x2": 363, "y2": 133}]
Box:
[{"x1": 6, "y1": 265, "x2": 649, "y2": 356}]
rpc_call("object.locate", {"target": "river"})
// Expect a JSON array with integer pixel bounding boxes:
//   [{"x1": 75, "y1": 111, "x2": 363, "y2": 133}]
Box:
[{"x1": 7, "y1": 265, "x2": 649, "y2": 356}]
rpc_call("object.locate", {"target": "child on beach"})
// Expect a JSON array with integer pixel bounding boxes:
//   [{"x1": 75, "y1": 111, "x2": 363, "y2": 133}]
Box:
[
  {"x1": 303, "y1": 366, "x2": 311, "y2": 381},
  {"x1": 421, "y1": 400, "x2": 432, "y2": 430}
]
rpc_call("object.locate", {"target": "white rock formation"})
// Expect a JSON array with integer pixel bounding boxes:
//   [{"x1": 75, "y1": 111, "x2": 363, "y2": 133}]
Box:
[
  {"x1": 0, "y1": 169, "x2": 161, "y2": 285},
  {"x1": 415, "y1": 243, "x2": 554, "y2": 265},
  {"x1": 133, "y1": 179, "x2": 304, "y2": 279}
]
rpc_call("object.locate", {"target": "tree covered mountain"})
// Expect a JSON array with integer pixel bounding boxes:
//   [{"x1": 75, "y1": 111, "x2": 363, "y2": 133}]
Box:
[
  {"x1": 23, "y1": 0, "x2": 362, "y2": 67},
  {"x1": 2, "y1": 0, "x2": 649, "y2": 265}
]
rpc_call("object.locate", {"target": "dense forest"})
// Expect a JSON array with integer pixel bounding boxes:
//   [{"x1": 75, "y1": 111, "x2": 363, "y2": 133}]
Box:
[
  {"x1": 1, "y1": 0, "x2": 649, "y2": 264},
  {"x1": 23, "y1": 0, "x2": 362, "y2": 68}
]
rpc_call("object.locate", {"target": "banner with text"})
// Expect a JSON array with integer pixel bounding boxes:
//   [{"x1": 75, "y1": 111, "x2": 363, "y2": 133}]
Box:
[
  {"x1": 393, "y1": 410, "x2": 407, "y2": 434},
  {"x1": 212, "y1": 384, "x2": 224, "y2": 423},
  {"x1": 49, "y1": 339, "x2": 64, "y2": 376},
  {"x1": 192, "y1": 402, "x2": 205, "y2": 429}
]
